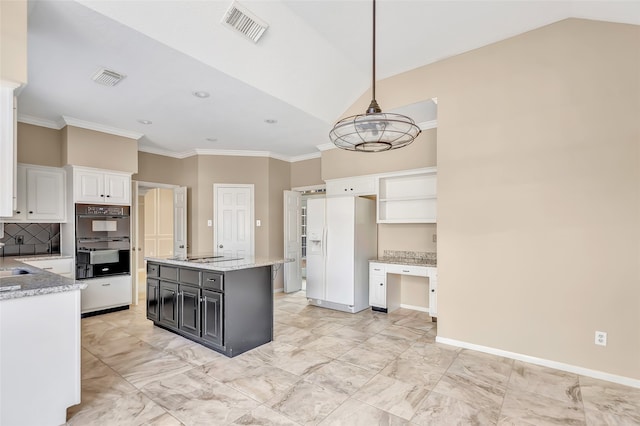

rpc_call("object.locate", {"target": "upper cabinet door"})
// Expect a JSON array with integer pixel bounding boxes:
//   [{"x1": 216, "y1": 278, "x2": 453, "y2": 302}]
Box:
[
  {"x1": 75, "y1": 170, "x2": 105, "y2": 203},
  {"x1": 26, "y1": 167, "x2": 65, "y2": 221},
  {"x1": 74, "y1": 168, "x2": 131, "y2": 205},
  {"x1": 104, "y1": 173, "x2": 130, "y2": 204}
]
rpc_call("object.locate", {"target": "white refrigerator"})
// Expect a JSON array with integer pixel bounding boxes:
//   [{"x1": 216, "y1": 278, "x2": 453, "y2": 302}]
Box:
[{"x1": 306, "y1": 196, "x2": 377, "y2": 313}]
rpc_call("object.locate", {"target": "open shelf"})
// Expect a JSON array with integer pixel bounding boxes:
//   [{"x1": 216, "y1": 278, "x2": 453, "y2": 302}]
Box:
[{"x1": 377, "y1": 169, "x2": 437, "y2": 223}]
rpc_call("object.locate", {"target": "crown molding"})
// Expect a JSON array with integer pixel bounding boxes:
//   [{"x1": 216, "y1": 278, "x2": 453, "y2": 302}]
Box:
[
  {"x1": 139, "y1": 145, "x2": 322, "y2": 163},
  {"x1": 316, "y1": 142, "x2": 335, "y2": 152},
  {"x1": 17, "y1": 114, "x2": 65, "y2": 130},
  {"x1": 62, "y1": 116, "x2": 144, "y2": 140},
  {"x1": 419, "y1": 119, "x2": 438, "y2": 130},
  {"x1": 288, "y1": 152, "x2": 321, "y2": 162}
]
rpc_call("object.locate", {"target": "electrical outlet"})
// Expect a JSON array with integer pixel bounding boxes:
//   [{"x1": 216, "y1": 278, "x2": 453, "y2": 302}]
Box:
[
  {"x1": 432, "y1": 234, "x2": 437, "y2": 243},
  {"x1": 15, "y1": 235, "x2": 24, "y2": 245},
  {"x1": 595, "y1": 331, "x2": 607, "y2": 346}
]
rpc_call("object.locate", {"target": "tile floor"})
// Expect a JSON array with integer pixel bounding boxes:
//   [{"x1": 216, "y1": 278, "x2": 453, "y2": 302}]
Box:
[{"x1": 67, "y1": 291, "x2": 640, "y2": 425}]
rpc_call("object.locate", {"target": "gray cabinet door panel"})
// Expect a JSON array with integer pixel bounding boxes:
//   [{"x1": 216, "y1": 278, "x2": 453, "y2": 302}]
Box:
[
  {"x1": 159, "y1": 281, "x2": 178, "y2": 328},
  {"x1": 179, "y1": 285, "x2": 201, "y2": 338},
  {"x1": 202, "y1": 290, "x2": 223, "y2": 348}
]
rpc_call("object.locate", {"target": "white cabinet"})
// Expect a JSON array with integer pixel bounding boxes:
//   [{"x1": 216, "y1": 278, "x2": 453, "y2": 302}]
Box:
[
  {"x1": 73, "y1": 167, "x2": 131, "y2": 205},
  {"x1": 377, "y1": 167, "x2": 437, "y2": 223},
  {"x1": 428, "y1": 267, "x2": 438, "y2": 317},
  {"x1": 326, "y1": 175, "x2": 376, "y2": 197},
  {"x1": 21, "y1": 258, "x2": 73, "y2": 278},
  {"x1": 369, "y1": 263, "x2": 387, "y2": 309},
  {"x1": 0, "y1": 164, "x2": 66, "y2": 222},
  {"x1": 0, "y1": 83, "x2": 19, "y2": 217},
  {"x1": 81, "y1": 275, "x2": 132, "y2": 314},
  {"x1": 368, "y1": 261, "x2": 437, "y2": 317}
]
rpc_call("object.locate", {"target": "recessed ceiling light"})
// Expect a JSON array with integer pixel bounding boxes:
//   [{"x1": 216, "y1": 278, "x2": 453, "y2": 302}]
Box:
[
  {"x1": 137, "y1": 119, "x2": 152, "y2": 125},
  {"x1": 193, "y1": 91, "x2": 210, "y2": 98},
  {"x1": 206, "y1": 138, "x2": 218, "y2": 142},
  {"x1": 264, "y1": 119, "x2": 277, "y2": 124}
]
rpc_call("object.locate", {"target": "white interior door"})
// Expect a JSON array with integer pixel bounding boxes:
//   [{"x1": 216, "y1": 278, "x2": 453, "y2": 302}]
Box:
[
  {"x1": 130, "y1": 181, "x2": 139, "y2": 305},
  {"x1": 214, "y1": 184, "x2": 254, "y2": 258},
  {"x1": 283, "y1": 190, "x2": 302, "y2": 293},
  {"x1": 173, "y1": 186, "x2": 187, "y2": 258}
]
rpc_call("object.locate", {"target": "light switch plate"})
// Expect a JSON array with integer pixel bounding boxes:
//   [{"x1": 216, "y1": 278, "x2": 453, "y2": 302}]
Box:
[
  {"x1": 256, "y1": 219, "x2": 261, "y2": 227},
  {"x1": 207, "y1": 220, "x2": 212, "y2": 227}
]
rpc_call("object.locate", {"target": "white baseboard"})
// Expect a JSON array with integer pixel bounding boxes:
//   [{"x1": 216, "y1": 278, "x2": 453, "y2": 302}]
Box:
[
  {"x1": 400, "y1": 303, "x2": 429, "y2": 313},
  {"x1": 273, "y1": 288, "x2": 283, "y2": 294},
  {"x1": 436, "y1": 336, "x2": 640, "y2": 389}
]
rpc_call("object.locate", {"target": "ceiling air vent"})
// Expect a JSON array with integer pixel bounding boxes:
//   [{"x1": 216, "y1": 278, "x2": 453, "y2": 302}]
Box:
[
  {"x1": 92, "y1": 68, "x2": 125, "y2": 86},
  {"x1": 221, "y1": 1, "x2": 268, "y2": 43}
]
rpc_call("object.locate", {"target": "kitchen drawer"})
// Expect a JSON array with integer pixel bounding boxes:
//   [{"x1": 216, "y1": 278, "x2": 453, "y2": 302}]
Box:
[
  {"x1": 179, "y1": 268, "x2": 201, "y2": 286},
  {"x1": 147, "y1": 263, "x2": 159, "y2": 277},
  {"x1": 385, "y1": 264, "x2": 428, "y2": 277},
  {"x1": 81, "y1": 275, "x2": 131, "y2": 312},
  {"x1": 22, "y1": 258, "x2": 73, "y2": 276},
  {"x1": 202, "y1": 272, "x2": 224, "y2": 292},
  {"x1": 369, "y1": 262, "x2": 385, "y2": 275},
  {"x1": 159, "y1": 265, "x2": 178, "y2": 281}
]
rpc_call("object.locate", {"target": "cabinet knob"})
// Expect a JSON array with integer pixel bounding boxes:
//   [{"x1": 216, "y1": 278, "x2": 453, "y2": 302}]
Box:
[
  {"x1": 16, "y1": 211, "x2": 20, "y2": 214},
  {"x1": 106, "y1": 195, "x2": 111, "y2": 198},
  {"x1": 350, "y1": 188, "x2": 353, "y2": 191},
  {"x1": 29, "y1": 211, "x2": 33, "y2": 214},
  {"x1": 379, "y1": 283, "x2": 383, "y2": 286},
  {"x1": 431, "y1": 289, "x2": 435, "y2": 292},
  {"x1": 100, "y1": 194, "x2": 104, "y2": 197}
]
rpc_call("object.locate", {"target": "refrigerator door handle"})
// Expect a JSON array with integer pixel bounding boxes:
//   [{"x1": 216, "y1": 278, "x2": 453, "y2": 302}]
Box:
[{"x1": 323, "y1": 227, "x2": 327, "y2": 259}]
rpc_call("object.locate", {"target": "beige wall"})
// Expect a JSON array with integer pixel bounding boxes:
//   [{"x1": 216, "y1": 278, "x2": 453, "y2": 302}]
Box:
[
  {"x1": 321, "y1": 129, "x2": 436, "y2": 180},
  {"x1": 291, "y1": 157, "x2": 322, "y2": 188},
  {"x1": 370, "y1": 18, "x2": 639, "y2": 380},
  {"x1": 63, "y1": 126, "x2": 138, "y2": 173},
  {"x1": 0, "y1": 0, "x2": 27, "y2": 84},
  {"x1": 269, "y1": 158, "x2": 291, "y2": 290},
  {"x1": 16, "y1": 123, "x2": 63, "y2": 166},
  {"x1": 134, "y1": 152, "x2": 187, "y2": 186}
]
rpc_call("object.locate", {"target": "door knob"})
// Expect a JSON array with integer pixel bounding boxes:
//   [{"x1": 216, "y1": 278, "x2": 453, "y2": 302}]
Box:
[
  {"x1": 179, "y1": 245, "x2": 185, "y2": 248},
  {"x1": 218, "y1": 244, "x2": 223, "y2": 248}
]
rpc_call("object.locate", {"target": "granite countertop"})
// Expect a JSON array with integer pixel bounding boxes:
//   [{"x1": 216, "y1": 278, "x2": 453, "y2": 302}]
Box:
[
  {"x1": 0, "y1": 255, "x2": 86, "y2": 301},
  {"x1": 372, "y1": 257, "x2": 437, "y2": 267},
  {"x1": 145, "y1": 255, "x2": 294, "y2": 272},
  {"x1": 370, "y1": 250, "x2": 437, "y2": 267}
]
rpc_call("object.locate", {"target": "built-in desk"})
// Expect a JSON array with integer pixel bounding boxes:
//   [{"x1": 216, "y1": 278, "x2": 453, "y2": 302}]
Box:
[{"x1": 369, "y1": 260, "x2": 437, "y2": 318}]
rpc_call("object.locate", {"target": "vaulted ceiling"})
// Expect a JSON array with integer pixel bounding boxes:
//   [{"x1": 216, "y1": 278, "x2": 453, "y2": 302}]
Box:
[{"x1": 17, "y1": 0, "x2": 640, "y2": 160}]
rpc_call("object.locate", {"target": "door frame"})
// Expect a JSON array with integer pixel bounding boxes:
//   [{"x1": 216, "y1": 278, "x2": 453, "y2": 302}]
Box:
[
  {"x1": 133, "y1": 180, "x2": 185, "y2": 305},
  {"x1": 213, "y1": 183, "x2": 255, "y2": 257},
  {"x1": 283, "y1": 190, "x2": 302, "y2": 293}
]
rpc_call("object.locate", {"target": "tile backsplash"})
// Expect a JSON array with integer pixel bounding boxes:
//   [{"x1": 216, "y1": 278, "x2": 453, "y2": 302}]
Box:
[{"x1": 0, "y1": 223, "x2": 61, "y2": 256}]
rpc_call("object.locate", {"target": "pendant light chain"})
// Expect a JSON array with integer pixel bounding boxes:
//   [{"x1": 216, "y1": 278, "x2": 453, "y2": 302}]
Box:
[
  {"x1": 372, "y1": 0, "x2": 376, "y2": 104},
  {"x1": 328, "y1": 0, "x2": 421, "y2": 152}
]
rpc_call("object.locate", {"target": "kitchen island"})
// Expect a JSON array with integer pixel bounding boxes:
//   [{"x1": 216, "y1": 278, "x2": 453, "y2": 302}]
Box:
[
  {"x1": 0, "y1": 255, "x2": 86, "y2": 426},
  {"x1": 145, "y1": 255, "x2": 290, "y2": 357}
]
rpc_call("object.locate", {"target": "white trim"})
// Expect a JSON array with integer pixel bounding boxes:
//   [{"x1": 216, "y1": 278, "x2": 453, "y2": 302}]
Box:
[
  {"x1": 135, "y1": 180, "x2": 181, "y2": 190},
  {"x1": 316, "y1": 142, "x2": 335, "y2": 152},
  {"x1": 436, "y1": 336, "x2": 640, "y2": 389},
  {"x1": 291, "y1": 184, "x2": 326, "y2": 192},
  {"x1": 0, "y1": 80, "x2": 22, "y2": 90},
  {"x1": 62, "y1": 116, "x2": 144, "y2": 140},
  {"x1": 418, "y1": 119, "x2": 438, "y2": 130},
  {"x1": 400, "y1": 303, "x2": 429, "y2": 313},
  {"x1": 289, "y1": 152, "x2": 321, "y2": 162},
  {"x1": 138, "y1": 145, "x2": 321, "y2": 163},
  {"x1": 17, "y1": 114, "x2": 65, "y2": 130}
]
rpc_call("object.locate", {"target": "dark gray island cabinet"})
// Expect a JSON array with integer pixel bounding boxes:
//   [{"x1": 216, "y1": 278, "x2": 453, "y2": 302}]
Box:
[{"x1": 145, "y1": 258, "x2": 281, "y2": 357}]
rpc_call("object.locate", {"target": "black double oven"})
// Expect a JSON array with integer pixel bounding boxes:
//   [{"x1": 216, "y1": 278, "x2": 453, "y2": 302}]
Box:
[{"x1": 75, "y1": 204, "x2": 131, "y2": 279}]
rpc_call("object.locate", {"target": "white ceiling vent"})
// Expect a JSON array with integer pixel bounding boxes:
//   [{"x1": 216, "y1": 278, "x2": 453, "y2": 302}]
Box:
[
  {"x1": 92, "y1": 68, "x2": 125, "y2": 86},
  {"x1": 221, "y1": 1, "x2": 268, "y2": 43}
]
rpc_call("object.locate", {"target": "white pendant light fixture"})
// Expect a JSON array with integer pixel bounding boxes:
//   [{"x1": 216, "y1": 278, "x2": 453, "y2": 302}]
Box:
[{"x1": 329, "y1": 0, "x2": 421, "y2": 152}]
